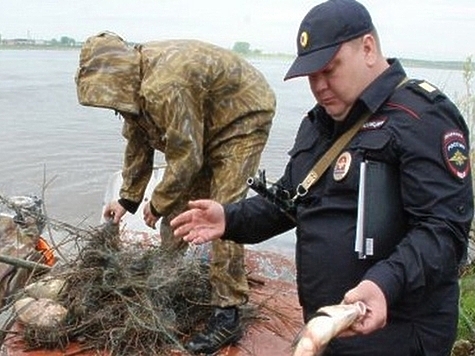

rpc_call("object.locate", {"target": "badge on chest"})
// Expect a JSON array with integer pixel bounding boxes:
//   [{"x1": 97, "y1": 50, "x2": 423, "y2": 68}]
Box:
[{"x1": 333, "y1": 151, "x2": 352, "y2": 181}]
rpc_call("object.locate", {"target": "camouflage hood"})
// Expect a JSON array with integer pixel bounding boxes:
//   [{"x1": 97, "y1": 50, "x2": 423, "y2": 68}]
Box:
[{"x1": 75, "y1": 32, "x2": 141, "y2": 115}]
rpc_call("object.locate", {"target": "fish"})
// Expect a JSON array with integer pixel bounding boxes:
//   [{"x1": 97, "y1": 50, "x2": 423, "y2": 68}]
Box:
[{"x1": 292, "y1": 301, "x2": 367, "y2": 356}]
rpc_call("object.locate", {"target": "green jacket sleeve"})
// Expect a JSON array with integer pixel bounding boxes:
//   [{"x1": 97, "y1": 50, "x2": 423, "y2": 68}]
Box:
[
  {"x1": 119, "y1": 119, "x2": 155, "y2": 209},
  {"x1": 148, "y1": 84, "x2": 204, "y2": 216}
]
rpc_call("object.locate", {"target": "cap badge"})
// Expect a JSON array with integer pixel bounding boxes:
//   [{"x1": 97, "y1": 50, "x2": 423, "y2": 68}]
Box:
[
  {"x1": 333, "y1": 152, "x2": 352, "y2": 181},
  {"x1": 300, "y1": 31, "x2": 309, "y2": 48}
]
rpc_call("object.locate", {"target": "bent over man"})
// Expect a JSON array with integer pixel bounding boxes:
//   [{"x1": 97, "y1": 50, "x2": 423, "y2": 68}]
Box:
[
  {"x1": 75, "y1": 32, "x2": 276, "y2": 354},
  {"x1": 171, "y1": 1, "x2": 473, "y2": 355}
]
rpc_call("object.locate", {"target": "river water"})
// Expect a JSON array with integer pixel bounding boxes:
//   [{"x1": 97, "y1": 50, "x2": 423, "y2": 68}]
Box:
[{"x1": 0, "y1": 49, "x2": 468, "y2": 256}]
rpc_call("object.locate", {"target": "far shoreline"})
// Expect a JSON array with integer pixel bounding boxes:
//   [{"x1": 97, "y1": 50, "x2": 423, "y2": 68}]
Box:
[{"x1": 0, "y1": 45, "x2": 471, "y2": 71}]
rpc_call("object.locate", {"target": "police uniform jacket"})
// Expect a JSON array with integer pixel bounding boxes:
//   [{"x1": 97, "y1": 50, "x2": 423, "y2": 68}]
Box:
[{"x1": 223, "y1": 59, "x2": 473, "y2": 355}]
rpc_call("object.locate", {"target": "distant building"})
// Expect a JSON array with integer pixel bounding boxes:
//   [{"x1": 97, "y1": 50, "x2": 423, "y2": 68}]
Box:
[{"x1": 2, "y1": 38, "x2": 36, "y2": 46}]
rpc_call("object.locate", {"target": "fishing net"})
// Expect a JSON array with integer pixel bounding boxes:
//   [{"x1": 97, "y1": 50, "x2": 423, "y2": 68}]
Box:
[
  {"x1": 14, "y1": 221, "x2": 221, "y2": 355},
  {"x1": 0, "y1": 193, "x2": 302, "y2": 356}
]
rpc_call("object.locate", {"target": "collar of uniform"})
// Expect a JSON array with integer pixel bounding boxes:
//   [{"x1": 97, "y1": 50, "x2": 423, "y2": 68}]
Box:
[
  {"x1": 334, "y1": 59, "x2": 406, "y2": 136},
  {"x1": 310, "y1": 59, "x2": 407, "y2": 138},
  {"x1": 358, "y1": 58, "x2": 408, "y2": 114},
  {"x1": 308, "y1": 105, "x2": 335, "y2": 136}
]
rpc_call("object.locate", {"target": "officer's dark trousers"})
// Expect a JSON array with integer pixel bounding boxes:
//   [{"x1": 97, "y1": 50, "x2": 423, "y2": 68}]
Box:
[{"x1": 325, "y1": 319, "x2": 453, "y2": 356}]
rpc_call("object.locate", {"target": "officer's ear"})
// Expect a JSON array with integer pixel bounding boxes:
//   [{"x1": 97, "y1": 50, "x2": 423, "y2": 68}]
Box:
[{"x1": 361, "y1": 34, "x2": 379, "y2": 65}]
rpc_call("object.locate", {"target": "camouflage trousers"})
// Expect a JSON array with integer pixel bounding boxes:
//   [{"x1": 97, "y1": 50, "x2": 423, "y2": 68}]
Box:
[{"x1": 159, "y1": 111, "x2": 273, "y2": 307}]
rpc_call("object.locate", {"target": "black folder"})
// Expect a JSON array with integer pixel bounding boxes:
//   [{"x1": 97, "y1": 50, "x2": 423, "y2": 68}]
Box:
[{"x1": 355, "y1": 160, "x2": 407, "y2": 259}]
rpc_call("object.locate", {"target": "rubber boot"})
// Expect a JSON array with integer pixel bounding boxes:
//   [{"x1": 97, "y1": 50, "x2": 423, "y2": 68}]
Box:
[{"x1": 186, "y1": 306, "x2": 242, "y2": 355}]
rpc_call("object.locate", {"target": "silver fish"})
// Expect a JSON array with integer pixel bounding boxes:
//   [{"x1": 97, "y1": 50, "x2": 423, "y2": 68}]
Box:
[{"x1": 292, "y1": 302, "x2": 367, "y2": 356}]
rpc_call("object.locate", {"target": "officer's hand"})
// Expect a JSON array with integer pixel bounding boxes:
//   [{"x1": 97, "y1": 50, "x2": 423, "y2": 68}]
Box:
[
  {"x1": 170, "y1": 199, "x2": 225, "y2": 244},
  {"x1": 103, "y1": 201, "x2": 127, "y2": 224},
  {"x1": 143, "y1": 202, "x2": 159, "y2": 229},
  {"x1": 339, "y1": 280, "x2": 387, "y2": 336}
]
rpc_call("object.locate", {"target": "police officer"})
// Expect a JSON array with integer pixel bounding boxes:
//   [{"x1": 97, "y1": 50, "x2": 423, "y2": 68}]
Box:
[
  {"x1": 75, "y1": 32, "x2": 276, "y2": 354},
  {"x1": 171, "y1": 0, "x2": 473, "y2": 355}
]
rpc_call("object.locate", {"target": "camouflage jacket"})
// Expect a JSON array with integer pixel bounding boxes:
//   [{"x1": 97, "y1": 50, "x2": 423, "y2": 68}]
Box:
[{"x1": 76, "y1": 32, "x2": 276, "y2": 216}]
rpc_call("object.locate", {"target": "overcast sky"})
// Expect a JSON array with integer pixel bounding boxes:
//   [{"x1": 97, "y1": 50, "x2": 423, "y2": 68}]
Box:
[{"x1": 1, "y1": 0, "x2": 474, "y2": 61}]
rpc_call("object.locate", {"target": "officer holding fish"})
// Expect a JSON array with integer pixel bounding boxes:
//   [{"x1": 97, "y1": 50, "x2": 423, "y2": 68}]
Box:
[{"x1": 172, "y1": 1, "x2": 473, "y2": 355}]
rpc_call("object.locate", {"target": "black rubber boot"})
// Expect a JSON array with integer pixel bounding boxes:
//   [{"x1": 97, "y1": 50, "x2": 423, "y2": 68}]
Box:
[{"x1": 186, "y1": 306, "x2": 242, "y2": 355}]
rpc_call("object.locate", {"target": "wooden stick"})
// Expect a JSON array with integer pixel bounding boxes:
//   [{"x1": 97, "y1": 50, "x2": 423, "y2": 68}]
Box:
[{"x1": 0, "y1": 254, "x2": 51, "y2": 272}]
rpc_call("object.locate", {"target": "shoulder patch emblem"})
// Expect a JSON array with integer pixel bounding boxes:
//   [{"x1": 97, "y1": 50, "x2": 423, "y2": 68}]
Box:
[{"x1": 442, "y1": 130, "x2": 470, "y2": 179}]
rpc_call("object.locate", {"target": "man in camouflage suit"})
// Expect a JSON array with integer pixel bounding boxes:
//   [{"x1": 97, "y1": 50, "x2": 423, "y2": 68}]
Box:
[{"x1": 75, "y1": 31, "x2": 276, "y2": 354}]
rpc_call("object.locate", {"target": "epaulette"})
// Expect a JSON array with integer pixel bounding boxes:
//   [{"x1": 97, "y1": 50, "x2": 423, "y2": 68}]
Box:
[{"x1": 406, "y1": 79, "x2": 446, "y2": 102}]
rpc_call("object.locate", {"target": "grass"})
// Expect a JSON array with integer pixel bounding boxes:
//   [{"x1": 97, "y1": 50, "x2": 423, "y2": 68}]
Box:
[
  {"x1": 459, "y1": 267, "x2": 475, "y2": 340},
  {"x1": 454, "y1": 56, "x2": 475, "y2": 355}
]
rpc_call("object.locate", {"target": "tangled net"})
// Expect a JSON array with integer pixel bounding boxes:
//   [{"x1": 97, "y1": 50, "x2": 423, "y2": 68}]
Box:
[
  {"x1": 15, "y1": 222, "x2": 217, "y2": 355},
  {"x1": 0, "y1": 193, "x2": 298, "y2": 356}
]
